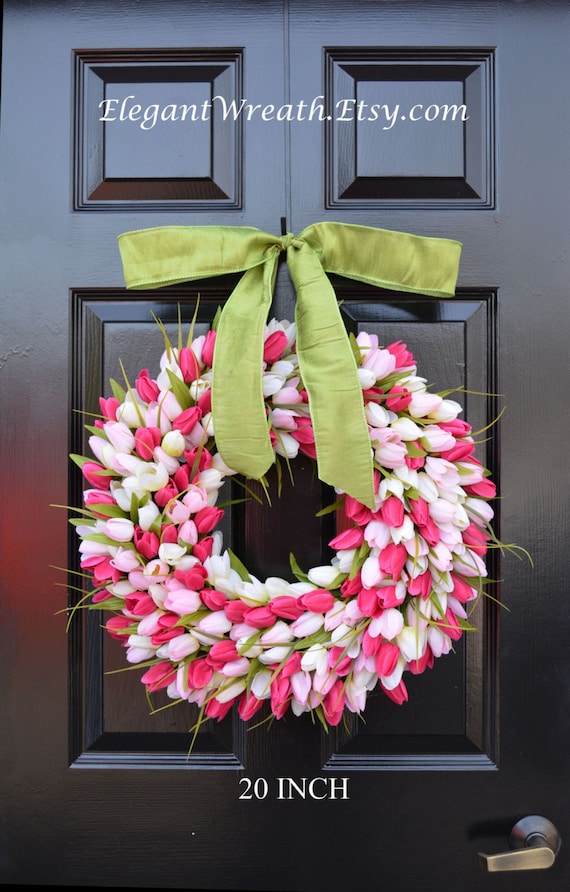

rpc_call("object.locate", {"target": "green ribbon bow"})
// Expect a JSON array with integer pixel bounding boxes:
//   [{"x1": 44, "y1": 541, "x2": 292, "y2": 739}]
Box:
[{"x1": 117, "y1": 222, "x2": 462, "y2": 510}]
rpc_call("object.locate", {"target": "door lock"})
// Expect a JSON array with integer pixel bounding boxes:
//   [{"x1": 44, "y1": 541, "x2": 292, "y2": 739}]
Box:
[{"x1": 478, "y1": 816, "x2": 561, "y2": 872}]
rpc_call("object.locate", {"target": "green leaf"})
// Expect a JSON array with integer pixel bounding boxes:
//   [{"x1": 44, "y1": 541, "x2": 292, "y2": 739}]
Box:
[
  {"x1": 289, "y1": 552, "x2": 309, "y2": 583},
  {"x1": 406, "y1": 442, "x2": 426, "y2": 458},
  {"x1": 69, "y1": 454, "x2": 116, "y2": 479},
  {"x1": 348, "y1": 541, "x2": 371, "y2": 580},
  {"x1": 166, "y1": 368, "x2": 193, "y2": 410},
  {"x1": 429, "y1": 591, "x2": 445, "y2": 618},
  {"x1": 292, "y1": 628, "x2": 329, "y2": 650},
  {"x1": 109, "y1": 377, "x2": 126, "y2": 403},
  {"x1": 228, "y1": 548, "x2": 253, "y2": 582},
  {"x1": 212, "y1": 305, "x2": 223, "y2": 333},
  {"x1": 84, "y1": 424, "x2": 108, "y2": 439},
  {"x1": 348, "y1": 331, "x2": 362, "y2": 366},
  {"x1": 457, "y1": 618, "x2": 478, "y2": 632},
  {"x1": 315, "y1": 497, "x2": 345, "y2": 517}
]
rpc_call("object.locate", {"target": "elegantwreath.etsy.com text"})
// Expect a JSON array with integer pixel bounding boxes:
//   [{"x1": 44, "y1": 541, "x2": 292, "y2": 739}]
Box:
[
  {"x1": 238, "y1": 776, "x2": 350, "y2": 800},
  {"x1": 98, "y1": 94, "x2": 469, "y2": 131}
]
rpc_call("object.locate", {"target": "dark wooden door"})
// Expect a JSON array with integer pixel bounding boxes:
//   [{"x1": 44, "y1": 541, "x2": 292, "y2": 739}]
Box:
[{"x1": 1, "y1": 1, "x2": 569, "y2": 890}]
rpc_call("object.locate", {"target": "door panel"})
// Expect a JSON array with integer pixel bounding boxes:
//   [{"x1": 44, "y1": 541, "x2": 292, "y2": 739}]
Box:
[{"x1": 1, "y1": 1, "x2": 569, "y2": 890}]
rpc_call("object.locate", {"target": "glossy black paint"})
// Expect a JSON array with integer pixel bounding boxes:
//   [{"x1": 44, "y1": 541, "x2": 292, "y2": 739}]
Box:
[{"x1": 1, "y1": 1, "x2": 569, "y2": 890}]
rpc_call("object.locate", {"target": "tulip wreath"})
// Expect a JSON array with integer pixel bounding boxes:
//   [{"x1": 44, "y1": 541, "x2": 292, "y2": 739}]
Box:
[{"x1": 70, "y1": 222, "x2": 505, "y2": 738}]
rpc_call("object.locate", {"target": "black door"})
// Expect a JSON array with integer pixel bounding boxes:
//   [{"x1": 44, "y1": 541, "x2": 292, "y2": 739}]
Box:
[{"x1": 1, "y1": 1, "x2": 569, "y2": 890}]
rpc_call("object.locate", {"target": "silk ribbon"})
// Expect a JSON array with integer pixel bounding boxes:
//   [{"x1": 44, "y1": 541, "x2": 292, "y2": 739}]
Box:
[{"x1": 117, "y1": 223, "x2": 462, "y2": 509}]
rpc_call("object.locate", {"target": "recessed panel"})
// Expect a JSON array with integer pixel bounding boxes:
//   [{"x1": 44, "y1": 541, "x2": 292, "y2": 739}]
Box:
[
  {"x1": 318, "y1": 288, "x2": 500, "y2": 769},
  {"x1": 70, "y1": 288, "x2": 245, "y2": 766},
  {"x1": 73, "y1": 49, "x2": 243, "y2": 210},
  {"x1": 325, "y1": 48, "x2": 495, "y2": 209}
]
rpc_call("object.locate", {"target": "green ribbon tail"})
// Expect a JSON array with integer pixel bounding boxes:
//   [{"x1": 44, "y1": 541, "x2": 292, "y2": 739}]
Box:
[
  {"x1": 116, "y1": 222, "x2": 462, "y2": 509},
  {"x1": 212, "y1": 254, "x2": 279, "y2": 479},
  {"x1": 287, "y1": 240, "x2": 376, "y2": 510}
]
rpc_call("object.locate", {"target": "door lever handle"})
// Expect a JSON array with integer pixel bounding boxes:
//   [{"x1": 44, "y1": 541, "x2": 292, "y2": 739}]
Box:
[{"x1": 478, "y1": 815, "x2": 561, "y2": 872}]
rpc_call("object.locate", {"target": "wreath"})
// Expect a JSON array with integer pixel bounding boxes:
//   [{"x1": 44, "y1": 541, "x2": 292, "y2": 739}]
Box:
[{"x1": 68, "y1": 223, "x2": 505, "y2": 739}]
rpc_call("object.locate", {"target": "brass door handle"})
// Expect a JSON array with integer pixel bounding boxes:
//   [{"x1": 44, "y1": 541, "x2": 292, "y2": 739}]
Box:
[{"x1": 478, "y1": 816, "x2": 561, "y2": 872}]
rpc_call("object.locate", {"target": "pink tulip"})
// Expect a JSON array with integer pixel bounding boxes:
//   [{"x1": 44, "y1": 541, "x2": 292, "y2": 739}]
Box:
[
  {"x1": 83, "y1": 554, "x2": 121, "y2": 584},
  {"x1": 192, "y1": 536, "x2": 215, "y2": 562},
  {"x1": 407, "y1": 570, "x2": 432, "y2": 599},
  {"x1": 369, "y1": 607, "x2": 404, "y2": 640},
  {"x1": 439, "y1": 440, "x2": 475, "y2": 462},
  {"x1": 270, "y1": 678, "x2": 291, "y2": 719},
  {"x1": 362, "y1": 346, "x2": 396, "y2": 380},
  {"x1": 291, "y1": 416, "x2": 315, "y2": 445},
  {"x1": 378, "y1": 542, "x2": 407, "y2": 579},
  {"x1": 381, "y1": 679, "x2": 408, "y2": 704},
  {"x1": 281, "y1": 652, "x2": 303, "y2": 678},
  {"x1": 154, "y1": 480, "x2": 180, "y2": 508},
  {"x1": 462, "y1": 522, "x2": 490, "y2": 554},
  {"x1": 238, "y1": 693, "x2": 264, "y2": 721},
  {"x1": 406, "y1": 647, "x2": 435, "y2": 674},
  {"x1": 344, "y1": 495, "x2": 374, "y2": 525},
  {"x1": 263, "y1": 330, "x2": 289, "y2": 364},
  {"x1": 375, "y1": 641, "x2": 400, "y2": 677},
  {"x1": 104, "y1": 517, "x2": 135, "y2": 543},
  {"x1": 378, "y1": 583, "x2": 406, "y2": 607},
  {"x1": 168, "y1": 633, "x2": 200, "y2": 661},
  {"x1": 272, "y1": 386, "x2": 303, "y2": 406},
  {"x1": 371, "y1": 429, "x2": 408, "y2": 468},
  {"x1": 408, "y1": 497, "x2": 430, "y2": 527},
  {"x1": 322, "y1": 680, "x2": 346, "y2": 725},
  {"x1": 205, "y1": 698, "x2": 233, "y2": 721},
  {"x1": 299, "y1": 589, "x2": 335, "y2": 613},
  {"x1": 141, "y1": 661, "x2": 177, "y2": 692},
  {"x1": 105, "y1": 616, "x2": 132, "y2": 639},
  {"x1": 291, "y1": 670, "x2": 311, "y2": 705},
  {"x1": 92, "y1": 589, "x2": 114, "y2": 604},
  {"x1": 449, "y1": 573, "x2": 476, "y2": 603},
  {"x1": 437, "y1": 608, "x2": 463, "y2": 641},
  {"x1": 381, "y1": 496, "x2": 405, "y2": 528},
  {"x1": 206, "y1": 639, "x2": 238, "y2": 669},
  {"x1": 135, "y1": 369, "x2": 160, "y2": 402},
  {"x1": 201, "y1": 330, "x2": 216, "y2": 368},
  {"x1": 357, "y1": 587, "x2": 380, "y2": 617},
  {"x1": 290, "y1": 611, "x2": 325, "y2": 638},
  {"x1": 386, "y1": 340, "x2": 414, "y2": 369},
  {"x1": 187, "y1": 658, "x2": 214, "y2": 689},
  {"x1": 163, "y1": 587, "x2": 202, "y2": 615},
  {"x1": 151, "y1": 622, "x2": 185, "y2": 645},
  {"x1": 134, "y1": 426, "x2": 161, "y2": 460},
  {"x1": 241, "y1": 605, "x2": 275, "y2": 628},
  {"x1": 82, "y1": 461, "x2": 113, "y2": 490},
  {"x1": 174, "y1": 563, "x2": 208, "y2": 590},
  {"x1": 125, "y1": 592, "x2": 156, "y2": 617},
  {"x1": 133, "y1": 527, "x2": 159, "y2": 560},
  {"x1": 362, "y1": 629, "x2": 382, "y2": 656},
  {"x1": 109, "y1": 548, "x2": 140, "y2": 573},
  {"x1": 385, "y1": 385, "x2": 412, "y2": 411},
  {"x1": 99, "y1": 395, "x2": 121, "y2": 421},
  {"x1": 194, "y1": 506, "x2": 224, "y2": 534},
  {"x1": 408, "y1": 392, "x2": 443, "y2": 418},
  {"x1": 224, "y1": 599, "x2": 249, "y2": 623},
  {"x1": 178, "y1": 347, "x2": 201, "y2": 383},
  {"x1": 200, "y1": 588, "x2": 227, "y2": 611},
  {"x1": 196, "y1": 610, "x2": 232, "y2": 636},
  {"x1": 464, "y1": 478, "x2": 497, "y2": 499},
  {"x1": 173, "y1": 405, "x2": 202, "y2": 435},
  {"x1": 269, "y1": 595, "x2": 305, "y2": 620},
  {"x1": 328, "y1": 527, "x2": 364, "y2": 550},
  {"x1": 328, "y1": 647, "x2": 352, "y2": 676}
]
